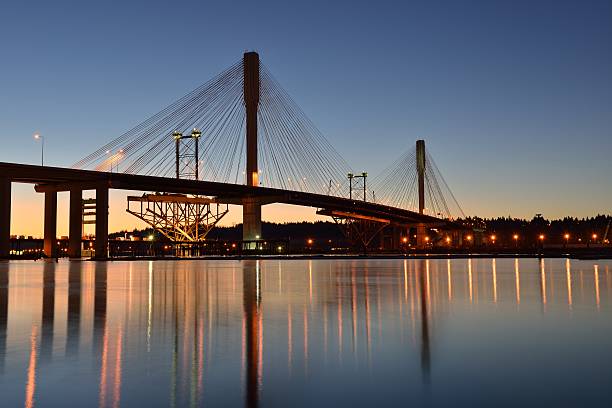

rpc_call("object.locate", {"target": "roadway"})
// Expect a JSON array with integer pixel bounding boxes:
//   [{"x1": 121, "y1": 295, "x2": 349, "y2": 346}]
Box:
[{"x1": 0, "y1": 161, "x2": 445, "y2": 226}]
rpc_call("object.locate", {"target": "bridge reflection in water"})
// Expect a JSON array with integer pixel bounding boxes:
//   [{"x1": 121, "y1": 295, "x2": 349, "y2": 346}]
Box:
[{"x1": 0, "y1": 258, "x2": 609, "y2": 407}]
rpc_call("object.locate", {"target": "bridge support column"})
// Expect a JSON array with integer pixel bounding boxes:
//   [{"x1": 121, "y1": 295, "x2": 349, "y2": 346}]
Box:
[
  {"x1": 416, "y1": 140, "x2": 427, "y2": 249},
  {"x1": 94, "y1": 187, "x2": 108, "y2": 259},
  {"x1": 243, "y1": 197, "x2": 262, "y2": 243},
  {"x1": 0, "y1": 177, "x2": 10, "y2": 258},
  {"x1": 416, "y1": 224, "x2": 427, "y2": 249},
  {"x1": 243, "y1": 51, "x2": 262, "y2": 242},
  {"x1": 68, "y1": 188, "x2": 82, "y2": 258},
  {"x1": 43, "y1": 191, "x2": 58, "y2": 258}
]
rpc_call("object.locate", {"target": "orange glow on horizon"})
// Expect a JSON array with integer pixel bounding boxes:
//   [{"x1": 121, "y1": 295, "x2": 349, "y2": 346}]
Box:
[{"x1": 8, "y1": 186, "x2": 329, "y2": 237}]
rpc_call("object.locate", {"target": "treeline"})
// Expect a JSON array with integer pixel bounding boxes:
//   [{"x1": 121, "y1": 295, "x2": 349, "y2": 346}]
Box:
[
  {"x1": 111, "y1": 221, "x2": 348, "y2": 244},
  {"x1": 458, "y1": 214, "x2": 611, "y2": 245},
  {"x1": 111, "y1": 215, "x2": 611, "y2": 246}
]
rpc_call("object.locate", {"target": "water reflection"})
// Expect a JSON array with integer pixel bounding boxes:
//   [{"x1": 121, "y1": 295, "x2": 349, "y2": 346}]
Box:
[
  {"x1": 0, "y1": 264, "x2": 7, "y2": 373},
  {"x1": 418, "y1": 260, "x2": 431, "y2": 383},
  {"x1": 66, "y1": 262, "x2": 81, "y2": 356},
  {"x1": 243, "y1": 260, "x2": 262, "y2": 408},
  {"x1": 24, "y1": 325, "x2": 38, "y2": 408},
  {"x1": 0, "y1": 258, "x2": 610, "y2": 407}
]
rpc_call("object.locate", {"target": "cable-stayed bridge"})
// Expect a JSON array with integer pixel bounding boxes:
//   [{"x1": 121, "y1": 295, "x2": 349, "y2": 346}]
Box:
[{"x1": 0, "y1": 52, "x2": 464, "y2": 258}]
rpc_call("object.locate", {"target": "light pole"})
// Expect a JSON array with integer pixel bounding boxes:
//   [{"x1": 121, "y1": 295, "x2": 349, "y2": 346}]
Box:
[
  {"x1": 539, "y1": 234, "x2": 545, "y2": 251},
  {"x1": 513, "y1": 234, "x2": 519, "y2": 248},
  {"x1": 33, "y1": 133, "x2": 44, "y2": 166}
]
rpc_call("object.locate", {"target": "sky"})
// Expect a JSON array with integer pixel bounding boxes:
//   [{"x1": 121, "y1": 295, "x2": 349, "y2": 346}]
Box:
[{"x1": 1, "y1": 0, "x2": 611, "y2": 236}]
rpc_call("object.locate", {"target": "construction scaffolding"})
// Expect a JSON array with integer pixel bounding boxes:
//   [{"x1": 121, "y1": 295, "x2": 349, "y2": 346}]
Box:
[
  {"x1": 127, "y1": 194, "x2": 228, "y2": 242},
  {"x1": 126, "y1": 129, "x2": 229, "y2": 244}
]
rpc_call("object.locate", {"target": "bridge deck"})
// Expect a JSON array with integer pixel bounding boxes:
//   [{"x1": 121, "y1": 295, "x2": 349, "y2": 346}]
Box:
[{"x1": 0, "y1": 162, "x2": 447, "y2": 226}]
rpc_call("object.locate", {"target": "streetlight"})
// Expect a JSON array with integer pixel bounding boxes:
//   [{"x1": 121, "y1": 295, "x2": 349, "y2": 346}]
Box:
[
  {"x1": 33, "y1": 133, "x2": 44, "y2": 166},
  {"x1": 564, "y1": 233, "x2": 570, "y2": 248},
  {"x1": 490, "y1": 234, "x2": 496, "y2": 245},
  {"x1": 592, "y1": 233, "x2": 598, "y2": 244},
  {"x1": 538, "y1": 234, "x2": 545, "y2": 252},
  {"x1": 466, "y1": 235, "x2": 473, "y2": 247}
]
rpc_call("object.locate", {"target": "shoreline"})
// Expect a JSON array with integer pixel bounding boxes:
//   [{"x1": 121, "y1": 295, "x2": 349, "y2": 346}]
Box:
[{"x1": 20, "y1": 252, "x2": 612, "y2": 261}]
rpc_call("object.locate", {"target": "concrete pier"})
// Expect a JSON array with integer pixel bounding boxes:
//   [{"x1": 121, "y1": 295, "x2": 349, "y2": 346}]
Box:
[
  {"x1": 0, "y1": 177, "x2": 10, "y2": 258},
  {"x1": 243, "y1": 197, "x2": 262, "y2": 242},
  {"x1": 68, "y1": 188, "x2": 82, "y2": 257},
  {"x1": 43, "y1": 191, "x2": 57, "y2": 258},
  {"x1": 94, "y1": 187, "x2": 108, "y2": 259}
]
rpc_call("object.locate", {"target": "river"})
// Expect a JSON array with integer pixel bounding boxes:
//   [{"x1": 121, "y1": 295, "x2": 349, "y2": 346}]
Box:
[{"x1": 0, "y1": 258, "x2": 610, "y2": 407}]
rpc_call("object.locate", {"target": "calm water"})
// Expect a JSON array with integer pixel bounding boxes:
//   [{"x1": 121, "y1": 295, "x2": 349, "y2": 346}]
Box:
[{"x1": 0, "y1": 258, "x2": 611, "y2": 407}]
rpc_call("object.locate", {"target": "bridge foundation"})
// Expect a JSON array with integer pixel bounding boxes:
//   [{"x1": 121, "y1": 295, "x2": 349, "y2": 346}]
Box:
[
  {"x1": 68, "y1": 188, "x2": 82, "y2": 258},
  {"x1": 94, "y1": 187, "x2": 108, "y2": 259},
  {"x1": 0, "y1": 177, "x2": 10, "y2": 258},
  {"x1": 243, "y1": 197, "x2": 262, "y2": 242},
  {"x1": 43, "y1": 191, "x2": 57, "y2": 258}
]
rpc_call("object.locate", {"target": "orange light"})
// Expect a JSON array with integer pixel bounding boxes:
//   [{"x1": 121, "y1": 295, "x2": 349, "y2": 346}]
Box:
[
  {"x1": 446, "y1": 236, "x2": 451, "y2": 243},
  {"x1": 490, "y1": 234, "x2": 496, "y2": 241},
  {"x1": 564, "y1": 233, "x2": 570, "y2": 240},
  {"x1": 466, "y1": 235, "x2": 472, "y2": 241},
  {"x1": 424, "y1": 236, "x2": 430, "y2": 242},
  {"x1": 402, "y1": 237, "x2": 408, "y2": 243},
  {"x1": 513, "y1": 234, "x2": 519, "y2": 240},
  {"x1": 592, "y1": 234, "x2": 598, "y2": 240},
  {"x1": 307, "y1": 239, "x2": 313, "y2": 245},
  {"x1": 539, "y1": 234, "x2": 545, "y2": 241}
]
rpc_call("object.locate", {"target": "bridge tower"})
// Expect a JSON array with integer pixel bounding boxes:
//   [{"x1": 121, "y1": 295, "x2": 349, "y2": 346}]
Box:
[
  {"x1": 416, "y1": 139, "x2": 427, "y2": 248},
  {"x1": 242, "y1": 51, "x2": 262, "y2": 243}
]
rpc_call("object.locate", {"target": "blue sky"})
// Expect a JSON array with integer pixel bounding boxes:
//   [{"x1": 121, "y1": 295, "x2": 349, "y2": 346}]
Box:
[{"x1": 1, "y1": 0, "x2": 611, "y2": 234}]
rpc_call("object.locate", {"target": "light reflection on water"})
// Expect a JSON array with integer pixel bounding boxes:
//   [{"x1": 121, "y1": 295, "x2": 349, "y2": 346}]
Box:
[{"x1": 0, "y1": 258, "x2": 611, "y2": 407}]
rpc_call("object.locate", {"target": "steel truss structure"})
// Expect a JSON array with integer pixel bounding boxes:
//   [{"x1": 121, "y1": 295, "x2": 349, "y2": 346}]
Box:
[
  {"x1": 127, "y1": 194, "x2": 228, "y2": 242},
  {"x1": 317, "y1": 208, "x2": 389, "y2": 251}
]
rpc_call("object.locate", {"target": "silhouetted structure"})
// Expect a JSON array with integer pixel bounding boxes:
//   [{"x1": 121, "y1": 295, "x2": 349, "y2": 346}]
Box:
[{"x1": 0, "y1": 53, "x2": 465, "y2": 258}]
